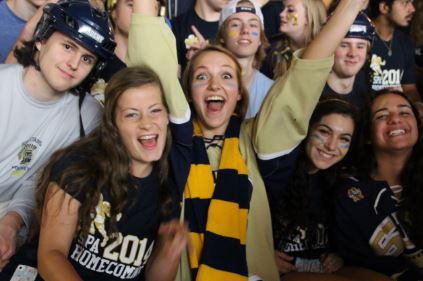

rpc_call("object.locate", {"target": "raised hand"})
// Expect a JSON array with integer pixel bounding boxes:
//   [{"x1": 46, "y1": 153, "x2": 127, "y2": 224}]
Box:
[{"x1": 185, "y1": 25, "x2": 208, "y2": 61}]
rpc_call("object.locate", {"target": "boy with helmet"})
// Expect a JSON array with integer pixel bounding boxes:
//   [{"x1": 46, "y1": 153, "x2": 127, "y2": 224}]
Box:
[
  {"x1": 368, "y1": 0, "x2": 419, "y2": 101},
  {"x1": 0, "y1": 0, "x2": 115, "y2": 269},
  {"x1": 321, "y1": 11, "x2": 374, "y2": 107}
]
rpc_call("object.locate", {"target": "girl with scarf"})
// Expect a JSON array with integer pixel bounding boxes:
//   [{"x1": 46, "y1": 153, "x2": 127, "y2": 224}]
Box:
[{"x1": 127, "y1": 0, "x2": 367, "y2": 280}]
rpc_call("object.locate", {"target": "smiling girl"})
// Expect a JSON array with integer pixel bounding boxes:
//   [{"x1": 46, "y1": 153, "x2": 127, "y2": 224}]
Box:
[
  {"x1": 261, "y1": 0, "x2": 327, "y2": 79},
  {"x1": 23, "y1": 67, "x2": 188, "y2": 281},
  {"x1": 260, "y1": 99, "x2": 357, "y2": 277},
  {"x1": 333, "y1": 89, "x2": 423, "y2": 280},
  {"x1": 127, "y1": 0, "x2": 368, "y2": 280}
]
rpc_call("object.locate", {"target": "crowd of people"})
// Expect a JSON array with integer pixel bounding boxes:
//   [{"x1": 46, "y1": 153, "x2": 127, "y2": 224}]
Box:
[{"x1": 0, "y1": 0, "x2": 422, "y2": 280}]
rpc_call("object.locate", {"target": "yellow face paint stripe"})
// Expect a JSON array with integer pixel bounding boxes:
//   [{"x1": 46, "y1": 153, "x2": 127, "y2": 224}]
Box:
[{"x1": 287, "y1": 13, "x2": 298, "y2": 26}]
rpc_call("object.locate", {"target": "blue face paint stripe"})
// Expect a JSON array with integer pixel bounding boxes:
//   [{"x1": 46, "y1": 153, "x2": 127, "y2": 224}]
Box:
[{"x1": 339, "y1": 143, "x2": 350, "y2": 149}]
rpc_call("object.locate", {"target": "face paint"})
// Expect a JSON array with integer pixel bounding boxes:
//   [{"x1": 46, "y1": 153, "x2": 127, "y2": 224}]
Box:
[
  {"x1": 251, "y1": 31, "x2": 259, "y2": 37},
  {"x1": 310, "y1": 132, "x2": 325, "y2": 144},
  {"x1": 192, "y1": 80, "x2": 208, "y2": 89},
  {"x1": 339, "y1": 143, "x2": 350, "y2": 156},
  {"x1": 306, "y1": 114, "x2": 354, "y2": 172},
  {"x1": 222, "y1": 80, "x2": 238, "y2": 89},
  {"x1": 287, "y1": 13, "x2": 298, "y2": 26},
  {"x1": 228, "y1": 30, "x2": 239, "y2": 37},
  {"x1": 311, "y1": 132, "x2": 350, "y2": 156}
]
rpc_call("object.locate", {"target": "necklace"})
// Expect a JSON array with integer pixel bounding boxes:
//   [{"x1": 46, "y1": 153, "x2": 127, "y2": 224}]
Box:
[{"x1": 381, "y1": 38, "x2": 393, "y2": 57}]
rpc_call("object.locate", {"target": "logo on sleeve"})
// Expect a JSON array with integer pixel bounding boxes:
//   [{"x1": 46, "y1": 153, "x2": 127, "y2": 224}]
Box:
[{"x1": 347, "y1": 187, "x2": 364, "y2": 202}]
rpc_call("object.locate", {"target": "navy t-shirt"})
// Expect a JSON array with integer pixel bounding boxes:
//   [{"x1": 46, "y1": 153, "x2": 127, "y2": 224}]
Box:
[
  {"x1": 51, "y1": 151, "x2": 162, "y2": 281},
  {"x1": 0, "y1": 148, "x2": 179, "y2": 281},
  {"x1": 321, "y1": 77, "x2": 369, "y2": 108},
  {"x1": 369, "y1": 29, "x2": 416, "y2": 90},
  {"x1": 171, "y1": 8, "x2": 219, "y2": 69},
  {"x1": 258, "y1": 145, "x2": 331, "y2": 261},
  {"x1": 415, "y1": 45, "x2": 423, "y2": 68}
]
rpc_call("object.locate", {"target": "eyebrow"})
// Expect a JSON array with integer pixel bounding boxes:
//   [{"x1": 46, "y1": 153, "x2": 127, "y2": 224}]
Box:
[
  {"x1": 148, "y1": 103, "x2": 163, "y2": 109},
  {"x1": 230, "y1": 16, "x2": 259, "y2": 22},
  {"x1": 121, "y1": 103, "x2": 163, "y2": 111},
  {"x1": 63, "y1": 39, "x2": 78, "y2": 50},
  {"x1": 317, "y1": 124, "x2": 352, "y2": 137},
  {"x1": 63, "y1": 38, "x2": 97, "y2": 59},
  {"x1": 194, "y1": 64, "x2": 235, "y2": 71},
  {"x1": 373, "y1": 104, "x2": 412, "y2": 115},
  {"x1": 317, "y1": 124, "x2": 333, "y2": 133},
  {"x1": 121, "y1": 107, "x2": 139, "y2": 111}
]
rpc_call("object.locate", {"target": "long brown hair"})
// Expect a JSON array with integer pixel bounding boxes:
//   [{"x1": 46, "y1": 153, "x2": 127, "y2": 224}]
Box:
[
  {"x1": 355, "y1": 89, "x2": 423, "y2": 245},
  {"x1": 272, "y1": 0, "x2": 326, "y2": 78},
  {"x1": 35, "y1": 66, "x2": 172, "y2": 242}
]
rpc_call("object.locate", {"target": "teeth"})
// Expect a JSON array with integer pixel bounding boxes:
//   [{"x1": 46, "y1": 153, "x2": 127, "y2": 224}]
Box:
[
  {"x1": 139, "y1": 135, "x2": 156, "y2": 140},
  {"x1": 206, "y1": 96, "x2": 224, "y2": 102},
  {"x1": 389, "y1": 129, "x2": 405, "y2": 136},
  {"x1": 319, "y1": 150, "x2": 332, "y2": 159}
]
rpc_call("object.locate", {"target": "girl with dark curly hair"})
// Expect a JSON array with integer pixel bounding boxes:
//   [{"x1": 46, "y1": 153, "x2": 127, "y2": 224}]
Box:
[
  {"x1": 333, "y1": 89, "x2": 423, "y2": 280},
  {"x1": 260, "y1": 99, "x2": 361, "y2": 277}
]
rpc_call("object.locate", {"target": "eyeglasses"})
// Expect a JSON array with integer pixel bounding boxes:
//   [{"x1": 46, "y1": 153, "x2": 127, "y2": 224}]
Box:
[{"x1": 395, "y1": 0, "x2": 414, "y2": 7}]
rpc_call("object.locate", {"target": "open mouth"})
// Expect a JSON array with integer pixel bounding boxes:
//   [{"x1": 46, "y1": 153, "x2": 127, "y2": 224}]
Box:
[
  {"x1": 388, "y1": 129, "x2": 405, "y2": 137},
  {"x1": 138, "y1": 134, "x2": 158, "y2": 149},
  {"x1": 238, "y1": 39, "x2": 251, "y2": 45},
  {"x1": 205, "y1": 95, "x2": 225, "y2": 112}
]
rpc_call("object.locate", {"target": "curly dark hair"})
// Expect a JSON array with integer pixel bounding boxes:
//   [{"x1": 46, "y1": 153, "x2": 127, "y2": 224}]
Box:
[
  {"x1": 354, "y1": 89, "x2": 423, "y2": 246},
  {"x1": 273, "y1": 99, "x2": 359, "y2": 249},
  {"x1": 34, "y1": 66, "x2": 173, "y2": 243}
]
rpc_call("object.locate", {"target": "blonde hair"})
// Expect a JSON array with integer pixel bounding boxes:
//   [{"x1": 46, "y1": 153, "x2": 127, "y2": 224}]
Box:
[{"x1": 273, "y1": 0, "x2": 326, "y2": 78}]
